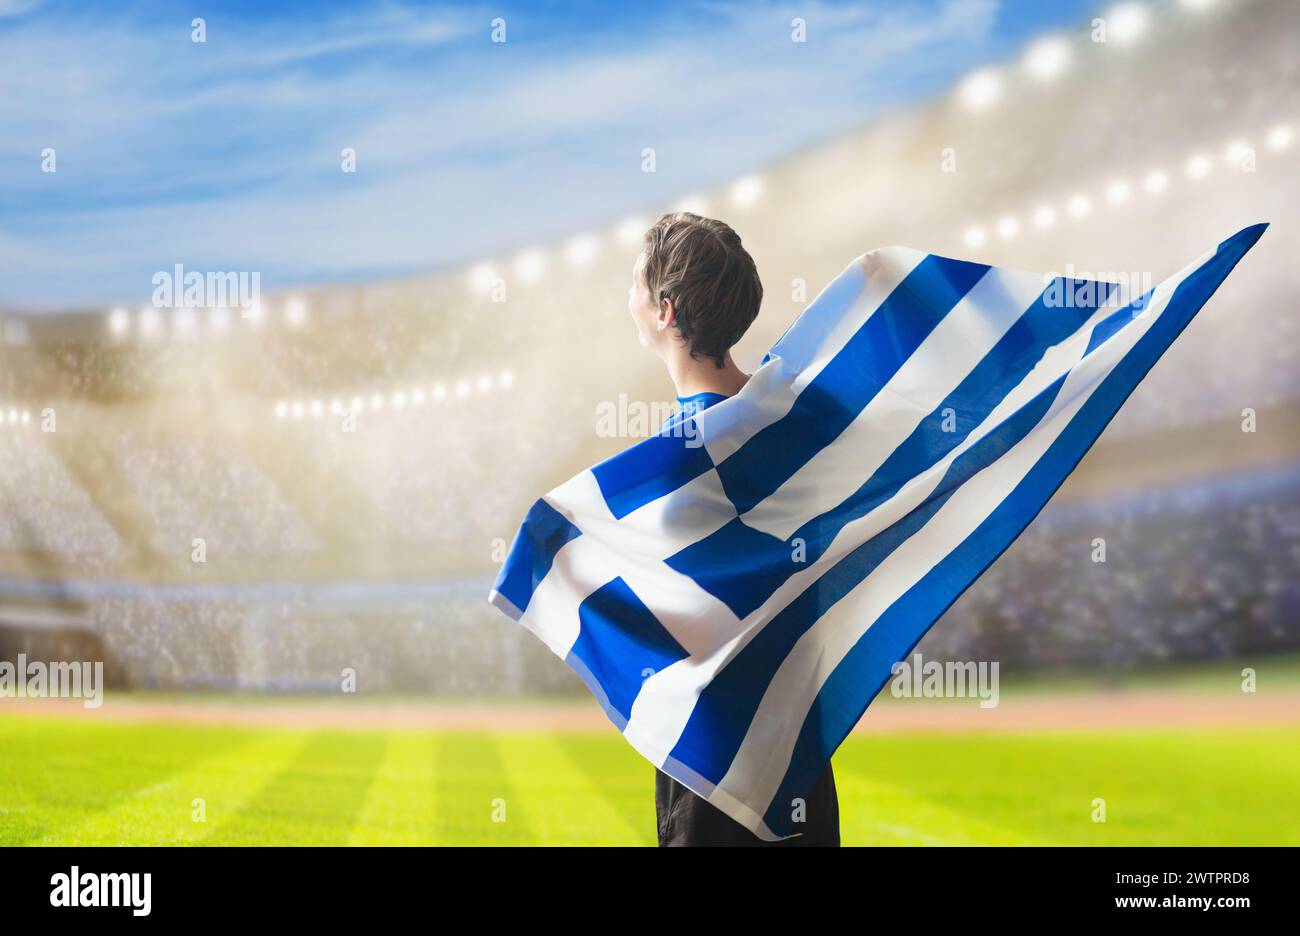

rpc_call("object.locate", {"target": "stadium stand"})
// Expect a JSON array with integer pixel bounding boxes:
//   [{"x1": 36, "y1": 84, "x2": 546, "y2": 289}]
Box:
[{"x1": 0, "y1": 0, "x2": 1296, "y2": 691}]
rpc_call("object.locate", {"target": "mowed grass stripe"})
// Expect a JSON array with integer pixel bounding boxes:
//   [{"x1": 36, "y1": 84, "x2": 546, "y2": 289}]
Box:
[
  {"x1": 835, "y1": 729, "x2": 1300, "y2": 845},
  {"x1": 497, "y1": 731, "x2": 647, "y2": 845},
  {"x1": 550, "y1": 730, "x2": 656, "y2": 845},
  {"x1": 830, "y1": 760, "x2": 1034, "y2": 846},
  {"x1": 0, "y1": 713, "x2": 254, "y2": 846},
  {"x1": 433, "y1": 731, "x2": 532, "y2": 844},
  {"x1": 41, "y1": 729, "x2": 310, "y2": 846},
  {"x1": 1080, "y1": 729, "x2": 1300, "y2": 846},
  {"x1": 202, "y1": 730, "x2": 386, "y2": 845},
  {"x1": 350, "y1": 731, "x2": 437, "y2": 845}
]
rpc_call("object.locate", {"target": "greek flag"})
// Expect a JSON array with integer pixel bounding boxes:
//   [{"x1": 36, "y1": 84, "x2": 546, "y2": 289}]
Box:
[{"x1": 489, "y1": 224, "x2": 1265, "y2": 839}]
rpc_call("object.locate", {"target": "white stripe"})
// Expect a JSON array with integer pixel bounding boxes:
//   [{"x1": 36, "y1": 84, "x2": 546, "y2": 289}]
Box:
[
  {"x1": 742, "y1": 265, "x2": 1047, "y2": 540},
  {"x1": 516, "y1": 472, "x2": 617, "y2": 657},
  {"x1": 529, "y1": 468, "x2": 744, "y2": 669},
  {"x1": 605, "y1": 469, "x2": 736, "y2": 563},
  {"x1": 698, "y1": 247, "x2": 926, "y2": 466}
]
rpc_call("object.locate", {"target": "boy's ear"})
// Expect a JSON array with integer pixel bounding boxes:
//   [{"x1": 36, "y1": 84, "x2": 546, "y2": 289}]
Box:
[{"x1": 657, "y1": 296, "x2": 676, "y2": 331}]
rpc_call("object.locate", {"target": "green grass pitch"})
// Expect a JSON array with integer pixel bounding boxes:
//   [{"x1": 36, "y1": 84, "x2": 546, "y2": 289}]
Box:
[{"x1": 3, "y1": 712, "x2": 1298, "y2": 845}]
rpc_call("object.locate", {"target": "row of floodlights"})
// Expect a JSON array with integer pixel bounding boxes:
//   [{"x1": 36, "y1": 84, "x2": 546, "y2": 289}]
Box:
[
  {"x1": 466, "y1": 176, "x2": 764, "y2": 294},
  {"x1": 106, "y1": 298, "x2": 308, "y2": 339},
  {"x1": 963, "y1": 123, "x2": 1292, "y2": 247},
  {"x1": 273, "y1": 371, "x2": 515, "y2": 419},
  {"x1": 98, "y1": 174, "x2": 763, "y2": 334}
]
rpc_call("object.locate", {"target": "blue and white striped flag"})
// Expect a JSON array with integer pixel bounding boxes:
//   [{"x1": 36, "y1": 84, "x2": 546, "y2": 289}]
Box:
[{"x1": 489, "y1": 224, "x2": 1265, "y2": 839}]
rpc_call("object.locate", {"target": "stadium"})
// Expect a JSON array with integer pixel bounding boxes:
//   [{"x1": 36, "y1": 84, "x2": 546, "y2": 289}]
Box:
[{"x1": 2, "y1": 0, "x2": 1299, "y2": 846}]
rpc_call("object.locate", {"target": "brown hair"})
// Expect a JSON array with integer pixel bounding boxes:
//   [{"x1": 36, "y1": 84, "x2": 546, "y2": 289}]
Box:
[{"x1": 641, "y1": 213, "x2": 762, "y2": 367}]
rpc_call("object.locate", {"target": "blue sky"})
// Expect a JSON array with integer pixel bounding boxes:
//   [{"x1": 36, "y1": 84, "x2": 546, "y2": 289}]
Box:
[{"x1": 0, "y1": 0, "x2": 1097, "y2": 309}]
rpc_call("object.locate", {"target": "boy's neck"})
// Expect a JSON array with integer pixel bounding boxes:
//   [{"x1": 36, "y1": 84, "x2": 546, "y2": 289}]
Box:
[{"x1": 665, "y1": 348, "x2": 749, "y2": 399}]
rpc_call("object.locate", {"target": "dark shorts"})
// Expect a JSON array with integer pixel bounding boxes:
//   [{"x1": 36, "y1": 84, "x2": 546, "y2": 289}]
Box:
[{"x1": 655, "y1": 765, "x2": 840, "y2": 847}]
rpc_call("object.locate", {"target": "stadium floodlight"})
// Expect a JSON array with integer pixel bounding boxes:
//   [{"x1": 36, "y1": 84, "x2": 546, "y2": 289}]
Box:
[
  {"x1": 310, "y1": 400, "x2": 324, "y2": 418},
  {"x1": 469, "y1": 263, "x2": 497, "y2": 295},
  {"x1": 107, "y1": 306, "x2": 130, "y2": 337},
  {"x1": 1105, "y1": 3, "x2": 1150, "y2": 45},
  {"x1": 1185, "y1": 153, "x2": 1212, "y2": 180},
  {"x1": 1023, "y1": 36, "x2": 1071, "y2": 81},
  {"x1": 350, "y1": 396, "x2": 364, "y2": 413},
  {"x1": 274, "y1": 401, "x2": 288, "y2": 419},
  {"x1": 499, "y1": 370, "x2": 514, "y2": 389},
  {"x1": 285, "y1": 297, "x2": 307, "y2": 327},
  {"x1": 433, "y1": 383, "x2": 447, "y2": 402},
  {"x1": 958, "y1": 68, "x2": 1002, "y2": 111},
  {"x1": 476, "y1": 373, "x2": 493, "y2": 394},
  {"x1": 729, "y1": 175, "x2": 764, "y2": 207},
  {"x1": 1033, "y1": 205, "x2": 1057, "y2": 228},
  {"x1": 1105, "y1": 179, "x2": 1132, "y2": 205},
  {"x1": 455, "y1": 380, "x2": 470, "y2": 398},
  {"x1": 1223, "y1": 140, "x2": 1253, "y2": 167},
  {"x1": 674, "y1": 194, "x2": 709, "y2": 215},
  {"x1": 411, "y1": 388, "x2": 426, "y2": 406},
  {"x1": 963, "y1": 226, "x2": 987, "y2": 248},
  {"x1": 1067, "y1": 193, "x2": 1092, "y2": 219},
  {"x1": 138, "y1": 305, "x2": 161, "y2": 339},
  {"x1": 564, "y1": 234, "x2": 599, "y2": 267},
  {"x1": 173, "y1": 306, "x2": 197, "y2": 338},
  {"x1": 291, "y1": 401, "x2": 305, "y2": 420},
  {"x1": 20, "y1": 410, "x2": 29, "y2": 426},
  {"x1": 615, "y1": 216, "x2": 649, "y2": 247},
  {"x1": 7, "y1": 410, "x2": 16, "y2": 425},
  {"x1": 1143, "y1": 169, "x2": 1169, "y2": 194},
  {"x1": 370, "y1": 393, "x2": 385, "y2": 411},
  {"x1": 242, "y1": 299, "x2": 264, "y2": 325},
  {"x1": 330, "y1": 399, "x2": 343, "y2": 414},
  {"x1": 515, "y1": 249, "x2": 546, "y2": 282},
  {"x1": 392, "y1": 391, "x2": 406, "y2": 410},
  {"x1": 996, "y1": 216, "x2": 1020, "y2": 240},
  {"x1": 1267, "y1": 124, "x2": 1294, "y2": 152}
]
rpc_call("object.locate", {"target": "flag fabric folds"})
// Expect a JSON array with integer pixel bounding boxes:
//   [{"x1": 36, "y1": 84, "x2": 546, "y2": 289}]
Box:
[{"x1": 488, "y1": 224, "x2": 1266, "y2": 840}]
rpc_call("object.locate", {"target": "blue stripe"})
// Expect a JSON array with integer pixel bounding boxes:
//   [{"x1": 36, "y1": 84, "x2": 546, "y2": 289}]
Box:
[
  {"x1": 568, "y1": 577, "x2": 689, "y2": 724},
  {"x1": 1084, "y1": 289, "x2": 1153, "y2": 356},
  {"x1": 713, "y1": 255, "x2": 991, "y2": 516},
  {"x1": 758, "y1": 223, "x2": 1267, "y2": 837},
  {"x1": 667, "y1": 371, "x2": 1070, "y2": 785},
  {"x1": 491, "y1": 498, "x2": 581, "y2": 617},
  {"x1": 592, "y1": 422, "x2": 716, "y2": 520},
  {"x1": 666, "y1": 276, "x2": 1115, "y2": 620}
]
